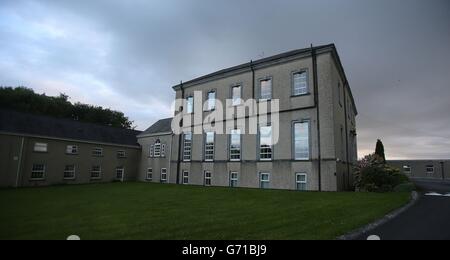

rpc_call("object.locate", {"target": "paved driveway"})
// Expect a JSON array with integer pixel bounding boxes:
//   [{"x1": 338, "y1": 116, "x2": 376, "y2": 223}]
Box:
[{"x1": 356, "y1": 179, "x2": 450, "y2": 240}]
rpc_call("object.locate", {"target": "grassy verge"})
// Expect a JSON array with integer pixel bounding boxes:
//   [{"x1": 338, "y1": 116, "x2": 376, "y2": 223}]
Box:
[{"x1": 0, "y1": 182, "x2": 410, "y2": 240}]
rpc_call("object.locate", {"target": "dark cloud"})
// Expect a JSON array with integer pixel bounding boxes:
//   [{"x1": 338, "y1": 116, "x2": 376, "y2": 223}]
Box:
[{"x1": 1, "y1": 0, "x2": 449, "y2": 159}]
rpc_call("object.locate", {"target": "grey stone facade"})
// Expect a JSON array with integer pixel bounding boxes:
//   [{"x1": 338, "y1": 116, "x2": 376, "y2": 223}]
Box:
[{"x1": 388, "y1": 160, "x2": 450, "y2": 180}]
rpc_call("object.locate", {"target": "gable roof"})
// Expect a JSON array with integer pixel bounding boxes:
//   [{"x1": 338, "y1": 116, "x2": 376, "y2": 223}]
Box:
[
  {"x1": 138, "y1": 117, "x2": 173, "y2": 137},
  {"x1": 0, "y1": 109, "x2": 141, "y2": 146}
]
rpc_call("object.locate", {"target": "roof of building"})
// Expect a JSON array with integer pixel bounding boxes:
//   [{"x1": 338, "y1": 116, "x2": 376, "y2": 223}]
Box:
[
  {"x1": 0, "y1": 109, "x2": 141, "y2": 146},
  {"x1": 171, "y1": 43, "x2": 357, "y2": 115},
  {"x1": 138, "y1": 117, "x2": 173, "y2": 137}
]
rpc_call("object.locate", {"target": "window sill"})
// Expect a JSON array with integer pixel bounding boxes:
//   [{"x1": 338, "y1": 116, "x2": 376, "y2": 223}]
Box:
[
  {"x1": 30, "y1": 178, "x2": 45, "y2": 181},
  {"x1": 63, "y1": 177, "x2": 76, "y2": 180},
  {"x1": 66, "y1": 153, "x2": 79, "y2": 155},
  {"x1": 291, "y1": 93, "x2": 311, "y2": 98}
]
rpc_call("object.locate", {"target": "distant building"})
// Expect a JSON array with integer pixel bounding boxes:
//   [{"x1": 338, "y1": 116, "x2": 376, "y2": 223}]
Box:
[
  {"x1": 0, "y1": 109, "x2": 141, "y2": 187},
  {"x1": 388, "y1": 160, "x2": 450, "y2": 180}
]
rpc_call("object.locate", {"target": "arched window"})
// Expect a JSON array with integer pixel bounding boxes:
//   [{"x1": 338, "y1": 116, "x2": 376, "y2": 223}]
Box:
[{"x1": 154, "y1": 139, "x2": 161, "y2": 157}]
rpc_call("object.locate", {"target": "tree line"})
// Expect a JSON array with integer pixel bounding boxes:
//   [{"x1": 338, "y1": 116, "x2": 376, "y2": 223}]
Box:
[{"x1": 0, "y1": 86, "x2": 134, "y2": 129}]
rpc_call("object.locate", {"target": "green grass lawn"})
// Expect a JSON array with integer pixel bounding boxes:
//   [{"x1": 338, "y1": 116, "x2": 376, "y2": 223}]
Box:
[{"x1": 0, "y1": 182, "x2": 410, "y2": 240}]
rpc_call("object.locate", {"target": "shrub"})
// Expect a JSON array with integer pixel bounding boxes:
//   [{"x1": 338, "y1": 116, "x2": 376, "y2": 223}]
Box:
[{"x1": 354, "y1": 154, "x2": 409, "y2": 192}]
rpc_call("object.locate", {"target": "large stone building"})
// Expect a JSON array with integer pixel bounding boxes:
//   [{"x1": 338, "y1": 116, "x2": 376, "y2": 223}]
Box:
[
  {"x1": 138, "y1": 44, "x2": 358, "y2": 191},
  {"x1": 0, "y1": 44, "x2": 359, "y2": 191}
]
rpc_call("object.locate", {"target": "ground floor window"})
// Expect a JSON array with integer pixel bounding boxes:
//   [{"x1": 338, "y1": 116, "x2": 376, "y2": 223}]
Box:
[
  {"x1": 91, "y1": 165, "x2": 102, "y2": 179},
  {"x1": 147, "y1": 168, "x2": 153, "y2": 181},
  {"x1": 204, "y1": 171, "x2": 212, "y2": 186},
  {"x1": 260, "y1": 173, "x2": 270, "y2": 189},
  {"x1": 182, "y1": 171, "x2": 189, "y2": 184},
  {"x1": 296, "y1": 173, "x2": 307, "y2": 191},
  {"x1": 230, "y1": 172, "x2": 238, "y2": 187},
  {"x1": 63, "y1": 165, "x2": 76, "y2": 179},
  {"x1": 161, "y1": 168, "x2": 167, "y2": 183},
  {"x1": 116, "y1": 167, "x2": 125, "y2": 180},
  {"x1": 31, "y1": 164, "x2": 45, "y2": 180},
  {"x1": 403, "y1": 165, "x2": 411, "y2": 174}
]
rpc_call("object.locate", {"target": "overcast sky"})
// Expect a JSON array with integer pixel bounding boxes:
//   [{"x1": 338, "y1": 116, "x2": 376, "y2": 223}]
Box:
[{"x1": 1, "y1": 0, "x2": 449, "y2": 159}]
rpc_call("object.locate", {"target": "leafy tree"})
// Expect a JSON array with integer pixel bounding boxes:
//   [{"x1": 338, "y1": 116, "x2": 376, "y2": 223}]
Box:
[
  {"x1": 0, "y1": 86, "x2": 134, "y2": 129},
  {"x1": 375, "y1": 139, "x2": 386, "y2": 163},
  {"x1": 354, "y1": 154, "x2": 408, "y2": 192}
]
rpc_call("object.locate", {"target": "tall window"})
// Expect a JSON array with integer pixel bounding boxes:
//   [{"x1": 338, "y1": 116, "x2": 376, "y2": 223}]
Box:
[
  {"x1": 260, "y1": 78, "x2": 272, "y2": 100},
  {"x1": 183, "y1": 132, "x2": 192, "y2": 161},
  {"x1": 186, "y1": 96, "x2": 194, "y2": 114},
  {"x1": 34, "y1": 143, "x2": 47, "y2": 152},
  {"x1": 230, "y1": 172, "x2": 238, "y2": 187},
  {"x1": 230, "y1": 129, "x2": 241, "y2": 161},
  {"x1": 296, "y1": 173, "x2": 307, "y2": 191},
  {"x1": 232, "y1": 85, "x2": 241, "y2": 106},
  {"x1": 293, "y1": 71, "x2": 308, "y2": 95},
  {"x1": 161, "y1": 168, "x2": 167, "y2": 183},
  {"x1": 259, "y1": 125, "x2": 273, "y2": 160},
  {"x1": 66, "y1": 145, "x2": 78, "y2": 155},
  {"x1": 92, "y1": 147, "x2": 103, "y2": 157},
  {"x1": 204, "y1": 171, "x2": 212, "y2": 186},
  {"x1": 63, "y1": 165, "x2": 76, "y2": 179},
  {"x1": 294, "y1": 121, "x2": 310, "y2": 160},
  {"x1": 147, "y1": 168, "x2": 153, "y2": 181},
  {"x1": 260, "y1": 173, "x2": 270, "y2": 189},
  {"x1": 116, "y1": 167, "x2": 125, "y2": 180},
  {"x1": 31, "y1": 164, "x2": 45, "y2": 180},
  {"x1": 426, "y1": 165, "x2": 434, "y2": 175},
  {"x1": 207, "y1": 91, "x2": 216, "y2": 111},
  {"x1": 90, "y1": 165, "x2": 102, "y2": 179},
  {"x1": 154, "y1": 140, "x2": 161, "y2": 157},
  {"x1": 205, "y1": 132, "x2": 215, "y2": 161},
  {"x1": 161, "y1": 144, "x2": 166, "y2": 157},
  {"x1": 149, "y1": 145, "x2": 154, "y2": 157},
  {"x1": 182, "y1": 171, "x2": 189, "y2": 184}
]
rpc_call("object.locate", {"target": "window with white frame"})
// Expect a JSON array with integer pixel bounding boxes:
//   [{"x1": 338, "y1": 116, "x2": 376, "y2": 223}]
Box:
[
  {"x1": 149, "y1": 145, "x2": 154, "y2": 157},
  {"x1": 34, "y1": 143, "x2": 48, "y2": 152},
  {"x1": 403, "y1": 165, "x2": 411, "y2": 174},
  {"x1": 92, "y1": 147, "x2": 103, "y2": 157},
  {"x1": 232, "y1": 85, "x2": 241, "y2": 106},
  {"x1": 117, "y1": 150, "x2": 126, "y2": 158},
  {"x1": 260, "y1": 173, "x2": 270, "y2": 189},
  {"x1": 296, "y1": 173, "x2": 307, "y2": 191},
  {"x1": 146, "y1": 168, "x2": 153, "y2": 181},
  {"x1": 230, "y1": 129, "x2": 241, "y2": 161},
  {"x1": 66, "y1": 145, "x2": 78, "y2": 155},
  {"x1": 90, "y1": 165, "x2": 102, "y2": 179},
  {"x1": 116, "y1": 167, "x2": 124, "y2": 180},
  {"x1": 207, "y1": 91, "x2": 216, "y2": 111},
  {"x1": 230, "y1": 172, "x2": 238, "y2": 187},
  {"x1": 161, "y1": 144, "x2": 166, "y2": 157},
  {"x1": 205, "y1": 132, "x2": 215, "y2": 161},
  {"x1": 260, "y1": 78, "x2": 272, "y2": 100},
  {"x1": 31, "y1": 164, "x2": 45, "y2": 180},
  {"x1": 293, "y1": 71, "x2": 308, "y2": 96},
  {"x1": 154, "y1": 140, "x2": 161, "y2": 157},
  {"x1": 182, "y1": 171, "x2": 189, "y2": 184},
  {"x1": 204, "y1": 171, "x2": 212, "y2": 186},
  {"x1": 183, "y1": 132, "x2": 192, "y2": 161},
  {"x1": 160, "y1": 168, "x2": 167, "y2": 183},
  {"x1": 186, "y1": 96, "x2": 194, "y2": 114},
  {"x1": 259, "y1": 125, "x2": 272, "y2": 160},
  {"x1": 63, "y1": 165, "x2": 76, "y2": 179},
  {"x1": 426, "y1": 165, "x2": 434, "y2": 175},
  {"x1": 294, "y1": 121, "x2": 310, "y2": 160}
]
